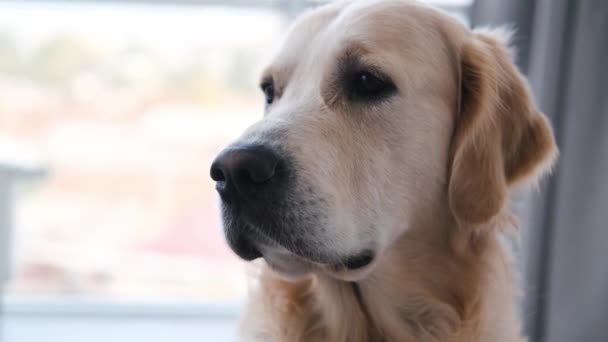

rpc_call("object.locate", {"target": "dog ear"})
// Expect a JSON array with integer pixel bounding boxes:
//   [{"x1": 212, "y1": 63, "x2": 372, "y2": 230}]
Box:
[{"x1": 448, "y1": 29, "x2": 557, "y2": 225}]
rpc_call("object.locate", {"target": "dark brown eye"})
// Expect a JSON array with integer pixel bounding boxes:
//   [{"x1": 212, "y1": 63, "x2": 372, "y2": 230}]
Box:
[
  {"x1": 349, "y1": 71, "x2": 395, "y2": 101},
  {"x1": 261, "y1": 81, "x2": 275, "y2": 105}
]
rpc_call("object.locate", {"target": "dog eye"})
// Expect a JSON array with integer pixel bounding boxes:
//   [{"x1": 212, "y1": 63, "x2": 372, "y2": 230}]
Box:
[
  {"x1": 350, "y1": 71, "x2": 395, "y2": 101},
  {"x1": 261, "y1": 81, "x2": 275, "y2": 105}
]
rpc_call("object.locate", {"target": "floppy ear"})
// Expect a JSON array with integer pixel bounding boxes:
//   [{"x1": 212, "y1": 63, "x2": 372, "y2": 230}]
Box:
[{"x1": 448, "y1": 29, "x2": 558, "y2": 225}]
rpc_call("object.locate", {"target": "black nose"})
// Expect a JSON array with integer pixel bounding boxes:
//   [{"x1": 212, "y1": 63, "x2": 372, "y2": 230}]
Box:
[{"x1": 210, "y1": 145, "x2": 282, "y2": 199}]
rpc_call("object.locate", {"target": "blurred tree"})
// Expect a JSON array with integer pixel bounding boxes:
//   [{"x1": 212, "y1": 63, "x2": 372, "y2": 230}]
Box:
[
  {"x1": 26, "y1": 34, "x2": 99, "y2": 87},
  {"x1": 226, "y1": 47, "x2": 257, "y2": 94},
  {"x1": 109, "y1": 43, "x2": 165, "y2": 89},
  {"x1": 0, "y1": 32, "x2": 19, "y2": 75},
  {"x1": 165, "y1": 48, "x2": 210, "y2": 104}
]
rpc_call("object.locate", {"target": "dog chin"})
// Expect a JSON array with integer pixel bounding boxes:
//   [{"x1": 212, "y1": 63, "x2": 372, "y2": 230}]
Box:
[{"x1": 261, "y1": 249, "x2": 315, "y2": 281}]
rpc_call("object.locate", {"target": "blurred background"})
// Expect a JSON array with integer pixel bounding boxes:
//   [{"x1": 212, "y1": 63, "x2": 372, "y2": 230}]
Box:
[{"x1": 0, "y1": 0, "x2": 606, "y2": 342}]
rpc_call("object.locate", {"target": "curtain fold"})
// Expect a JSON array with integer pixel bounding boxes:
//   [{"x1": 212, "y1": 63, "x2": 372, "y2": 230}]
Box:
[{"x1": 470, "y1": 0, "x2": 608, "y2": 341}]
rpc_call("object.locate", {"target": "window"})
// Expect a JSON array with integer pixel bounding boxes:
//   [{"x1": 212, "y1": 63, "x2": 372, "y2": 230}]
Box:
[{"x1": 0, "y1": 1, "x2": 472, "y2": 341}]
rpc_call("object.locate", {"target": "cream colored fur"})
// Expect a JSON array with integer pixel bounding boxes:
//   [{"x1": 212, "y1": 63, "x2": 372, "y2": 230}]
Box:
[{"x1": 230, "y1": 1, "x2": 558, "y2": 341}]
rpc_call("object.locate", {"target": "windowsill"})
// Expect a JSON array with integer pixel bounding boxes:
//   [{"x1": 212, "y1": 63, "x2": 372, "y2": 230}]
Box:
[
  {"x1": 2, "y1": 295, "x2": 242, "y2": 342},
  {"x1": 2, "y1": 294, "x2": 242, "y2": 319}
]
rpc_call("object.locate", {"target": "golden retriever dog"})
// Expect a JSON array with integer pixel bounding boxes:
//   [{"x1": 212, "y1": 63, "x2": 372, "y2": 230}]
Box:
[{"x1": 210, "y1": 1, "x2": 557, "y2": 341}]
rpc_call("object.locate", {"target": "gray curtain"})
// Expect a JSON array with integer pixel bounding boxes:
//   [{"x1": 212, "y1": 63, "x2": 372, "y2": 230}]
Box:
[{"x1": 471, "y1": 1, "x2": 608, "y2": 341}]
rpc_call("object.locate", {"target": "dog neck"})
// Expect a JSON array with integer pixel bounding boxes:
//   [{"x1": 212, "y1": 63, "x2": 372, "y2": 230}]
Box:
[{"x1": 244, "y1": 211, "x2": 524, "y2": 342}]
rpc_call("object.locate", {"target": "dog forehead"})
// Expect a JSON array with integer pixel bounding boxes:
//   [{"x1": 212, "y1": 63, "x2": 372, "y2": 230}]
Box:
[
  {"x1": 324, "y1": 1, "x2": 451, "y2": 56},
  {"x1": 265, "y1": 4, "x2": 342, "y2": 76},
  {"x1": 271, "y1": 1, "x2": 446, "y2": 72}
]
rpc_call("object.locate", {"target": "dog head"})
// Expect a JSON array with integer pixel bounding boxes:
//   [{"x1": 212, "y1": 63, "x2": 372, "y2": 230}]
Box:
[{"x1": 210, "y1": 0, "x2": 557, "y2": 281}]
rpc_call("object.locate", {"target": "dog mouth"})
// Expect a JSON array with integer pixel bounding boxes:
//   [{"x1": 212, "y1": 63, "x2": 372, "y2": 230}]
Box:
[
  {"x1": 339, "y1": 250, "x2": 375, "y2": 269},
  {"x1": 248, "y1": 230, "x2": 376, "y2": 280},
  {"x1": 220, "y1": 191, "x2": 376, "y2": 279},
  {"x1": 261, "y1": 248, "x2": 376, "y2": 281}
]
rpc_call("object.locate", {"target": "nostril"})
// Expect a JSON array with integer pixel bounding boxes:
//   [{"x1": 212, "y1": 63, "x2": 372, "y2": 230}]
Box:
[
  {"x1": 235, "y1": 168, "x2": 254, "y2": 186},
  {"x1": 210, "y1": 162, "x2": 226, "y2": 182},
  {"x1": 240, "y1": 158, "x2": 277, "y2": 184}
]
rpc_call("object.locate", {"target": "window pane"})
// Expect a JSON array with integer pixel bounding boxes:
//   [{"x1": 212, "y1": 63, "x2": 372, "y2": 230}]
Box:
[{"x1": 0, "y1": 1, "x2": 284, "y2": 302}]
